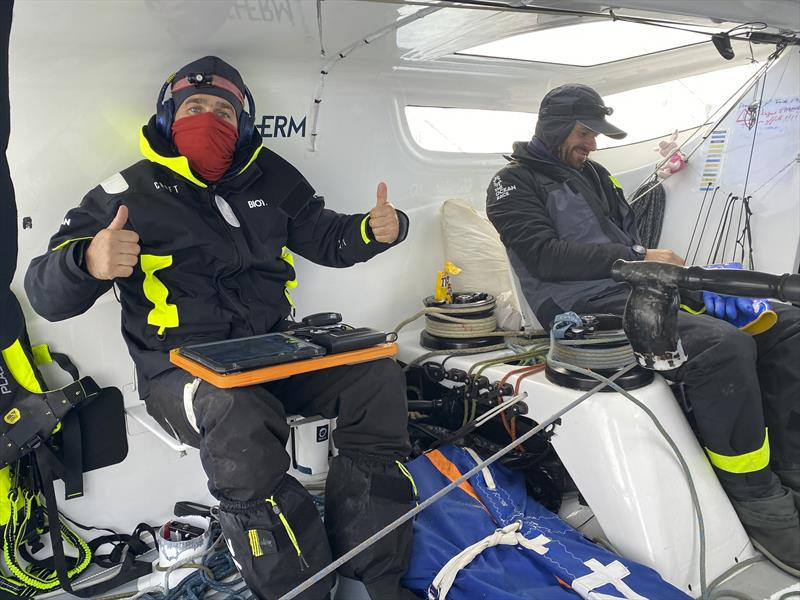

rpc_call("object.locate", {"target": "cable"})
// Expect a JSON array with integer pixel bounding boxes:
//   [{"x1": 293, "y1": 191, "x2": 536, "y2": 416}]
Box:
[
  {"x1": 685, "y1": 186, "x2": 712, "y2": 260},
  {"x1": 690, "y1": 187, "x2": 721, "y2": 265},
  {"x1": 704, "y1": 555, "x2": 765, "y2": 600}
]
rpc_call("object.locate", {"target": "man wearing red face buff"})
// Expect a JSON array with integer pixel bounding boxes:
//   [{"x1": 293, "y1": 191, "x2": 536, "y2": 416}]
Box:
[{"x1": 25, "y1": 56, "x2": 417, "y2": 600}]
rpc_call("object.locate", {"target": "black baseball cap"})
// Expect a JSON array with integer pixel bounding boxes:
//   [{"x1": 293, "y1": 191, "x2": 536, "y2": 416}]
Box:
[{"x1": 538, "y1": 84, "x2": 627, "y2": 140}]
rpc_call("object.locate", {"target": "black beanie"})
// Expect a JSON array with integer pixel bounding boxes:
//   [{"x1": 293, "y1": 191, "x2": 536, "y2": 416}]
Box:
[{"x1": 171, "y1": 56, "x2": 246, "y2": 117}]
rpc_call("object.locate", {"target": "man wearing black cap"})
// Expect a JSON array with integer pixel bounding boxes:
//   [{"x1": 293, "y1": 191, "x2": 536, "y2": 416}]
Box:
[
  {"x1": 25, "y1": 56, "x2": 416, "y2": 599},
  {"x1": 486, "y1": 83, "x2": 800, "y2": 577}
]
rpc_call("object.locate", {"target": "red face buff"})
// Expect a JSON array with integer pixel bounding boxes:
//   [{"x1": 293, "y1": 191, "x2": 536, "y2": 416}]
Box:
[{"x1": 172, "y1": 112, "x2": 238, "y2": 182}]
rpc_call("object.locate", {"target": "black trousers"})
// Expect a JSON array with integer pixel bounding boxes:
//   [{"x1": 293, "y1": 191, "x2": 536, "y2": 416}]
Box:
[
  {"x1": 145, "y1": 358, "x2": 414, "y2": 600},
  {"x1": 573, "y1": 290, "x2": 800, "y2": 493}
]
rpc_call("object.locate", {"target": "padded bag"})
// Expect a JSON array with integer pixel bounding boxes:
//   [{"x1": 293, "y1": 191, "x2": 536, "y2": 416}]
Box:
[
  {"x1": 0, "y1": 327, "x2": 100, "y2": 469},
  {"x1": 402, "y1": 445, "x2": 691, "y2": 600}
]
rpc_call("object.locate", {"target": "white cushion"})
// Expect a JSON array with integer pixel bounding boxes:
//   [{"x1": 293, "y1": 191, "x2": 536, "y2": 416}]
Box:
[{"x1": 440, "y1": 199, "x2": 525, "y2": 330}]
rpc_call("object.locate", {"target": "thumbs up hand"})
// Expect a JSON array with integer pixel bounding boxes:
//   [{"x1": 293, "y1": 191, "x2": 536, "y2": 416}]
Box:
[
  {"x1": 368, "y1": 182, "x2": 399, "y2": 244},
  {"x1": 86, "y1": 205, "x2": 141, "y2": 280}
]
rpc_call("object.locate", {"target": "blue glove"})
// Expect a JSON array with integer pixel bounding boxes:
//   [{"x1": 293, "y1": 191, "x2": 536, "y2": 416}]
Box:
[{"x1": 701, "y1": 263, "x2": 777, "y2": 335}]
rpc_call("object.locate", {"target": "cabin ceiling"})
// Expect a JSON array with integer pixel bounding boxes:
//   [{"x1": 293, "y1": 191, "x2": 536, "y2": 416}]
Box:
[{"x1": 7, "y1": 0, "x2": 791, "y2": 115}]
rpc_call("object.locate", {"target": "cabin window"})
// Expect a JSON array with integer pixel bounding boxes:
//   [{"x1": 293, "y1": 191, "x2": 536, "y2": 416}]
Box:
[
  {"x1": 459, "y1": 20, "x2": 711, "y2": 66},
  {"x1": 405, "y1": 63, "x2": 760, "y2": 154}
]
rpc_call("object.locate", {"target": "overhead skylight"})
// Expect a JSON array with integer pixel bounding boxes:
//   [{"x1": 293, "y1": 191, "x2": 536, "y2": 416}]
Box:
[{"x1": 460, "y1": 20, "x2": 712, "y2": 66}]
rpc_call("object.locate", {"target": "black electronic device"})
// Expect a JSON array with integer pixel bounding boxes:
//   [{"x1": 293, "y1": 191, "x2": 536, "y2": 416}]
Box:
[
  {"x1": 304, "y1": 326, "x2": 388, "y2": 354},
  {"x1": 179, "y1": 333, "x2": 326, "y2": 374},
  {"x1": 301, "y1": 312, "x2": 342, "y2": 327}
]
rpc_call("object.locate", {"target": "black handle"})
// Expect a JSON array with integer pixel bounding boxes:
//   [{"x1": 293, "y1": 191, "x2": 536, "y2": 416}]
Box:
[{"x1": 611, "y1": 260, "x2": 800, "y2": 303}]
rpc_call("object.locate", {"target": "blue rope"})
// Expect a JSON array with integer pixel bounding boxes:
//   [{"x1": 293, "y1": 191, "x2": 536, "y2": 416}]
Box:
[{"x1": 139, "y1": 532, "x2": 253, "y2": 600}]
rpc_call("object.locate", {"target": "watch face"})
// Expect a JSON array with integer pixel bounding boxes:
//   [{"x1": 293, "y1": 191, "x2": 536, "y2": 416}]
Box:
[{"x1": 633, "y1": 244, "x2": 646, "y2": 257}]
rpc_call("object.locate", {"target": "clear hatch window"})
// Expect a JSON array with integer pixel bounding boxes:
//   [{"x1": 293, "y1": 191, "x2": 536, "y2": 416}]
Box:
[
  {"x1": 460, "y1": 20, "x2": 712, "y2": 66},
  {"x1": 405, "y1": 63, "x2": 760, "y2": 153}
]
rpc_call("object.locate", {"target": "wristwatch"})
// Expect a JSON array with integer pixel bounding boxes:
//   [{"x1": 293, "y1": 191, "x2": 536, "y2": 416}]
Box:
[{"x1": 631, "y1": 244, "x2": 647, "y2": 260}]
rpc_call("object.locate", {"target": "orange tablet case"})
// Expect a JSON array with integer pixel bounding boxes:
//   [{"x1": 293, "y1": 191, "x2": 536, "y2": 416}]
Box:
[{"x1": 170, "y1": 343, "x2": 398, "y2": 388}]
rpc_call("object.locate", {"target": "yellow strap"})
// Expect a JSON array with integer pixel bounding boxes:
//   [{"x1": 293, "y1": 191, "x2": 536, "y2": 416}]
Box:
[
  {"x1": 608, "y1": 175, "x2": 623, "y2": 189},
  {"x1": 396, "y1": 461, "x2": 419, "y2": 505},
  {"x1": 30, "y1": 344, "x2": 53, "y2": 366},
  {"x1": 360, "y1": 215, "x2": 371, "y2": 245},
  {"x1": 0, "y1": 467, "x2": 11, "y2": 527},
  {"x1": 1, "y1": 339, "x2": 42, "y2": 394},
  {"x1": 140, "y1": 254, "x2": 179, "y2": 335},
  {"x1": 50, "y1": 236, "x2": 94, "y2": 252},
  {"x1": 706, "y1": 429, "x2": 770, "y2": 474},
  {"x1": 248, "y1": 529, "x2": 263, "y2": 557},
  {"x1": 680, "y1": 303, "x2": 706, "y2": 315},
  {"x1": 266, "y1": 497, "x2": 302, "y2": 557}
]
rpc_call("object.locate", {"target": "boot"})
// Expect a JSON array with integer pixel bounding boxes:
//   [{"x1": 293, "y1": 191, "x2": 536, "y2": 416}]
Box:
[
  {"x1": 218, "y1": 476, "x2": 334, "y2": 600},
  {"x1": 324, "y1": 450, "x2": 418, "y2": 600},
  {"x1": 728, "y1": 473, "x2": 800, "y2": 578}
]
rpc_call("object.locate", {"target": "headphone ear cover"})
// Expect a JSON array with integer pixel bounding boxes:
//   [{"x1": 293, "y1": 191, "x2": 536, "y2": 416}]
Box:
[
  {"x1": 236, "y1": 111, "x2": 255, "y2": 149},
  {"x1": 235, "y1": 86, "x2": 257, "y2": 150},
  {"x1": 155, "y1": 97, "x2": 175, "y2": 141}
]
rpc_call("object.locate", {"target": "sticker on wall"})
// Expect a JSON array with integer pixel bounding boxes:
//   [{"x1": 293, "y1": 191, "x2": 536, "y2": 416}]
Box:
[
  {"x1": 255, "y1": 115, "x2": 307, "y2": 138},
  {"x1": 699, "y1": 129, "x2": 727, "y2": 192}
]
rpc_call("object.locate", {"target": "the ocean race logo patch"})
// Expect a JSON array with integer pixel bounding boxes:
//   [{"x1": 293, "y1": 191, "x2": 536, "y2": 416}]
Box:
[{"x1": 492, "y1": 175, "x2": 516, "y2": 201}]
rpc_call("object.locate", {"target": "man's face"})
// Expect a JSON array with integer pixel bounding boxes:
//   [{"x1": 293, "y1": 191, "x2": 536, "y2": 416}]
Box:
[
  {"x1": 174, "y1": 93, "x2": 237, "y2": 126},
  {"x1": 558, "y1": 123, "x2": 599, "y2": 169}
]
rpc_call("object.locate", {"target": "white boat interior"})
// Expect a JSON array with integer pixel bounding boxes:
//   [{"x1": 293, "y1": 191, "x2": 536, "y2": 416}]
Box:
[{"x1": 4, "y1": 0, "x2": 800, "y2": 598}]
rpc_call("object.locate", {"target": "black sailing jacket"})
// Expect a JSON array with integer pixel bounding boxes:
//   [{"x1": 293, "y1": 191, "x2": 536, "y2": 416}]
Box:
[
  {"x1": 25, "y1": 117, "x2": 407, "y2": 396},
  {"x1": 486, "y1": 141, "x2": 641, "y2": 326}
]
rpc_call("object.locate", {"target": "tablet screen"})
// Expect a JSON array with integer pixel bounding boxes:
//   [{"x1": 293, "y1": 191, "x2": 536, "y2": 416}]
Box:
[{"x1": 180, "y1": 333, "x2": 326, "y2": 373}]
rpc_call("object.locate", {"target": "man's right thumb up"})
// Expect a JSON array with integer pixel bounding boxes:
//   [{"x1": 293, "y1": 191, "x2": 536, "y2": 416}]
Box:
[
  {"x1": 108, "y1": 205, "x2": 129, "y2": 230},
  {"x1": 85, "y1": 204, "x2": 139, "y2": 280}
]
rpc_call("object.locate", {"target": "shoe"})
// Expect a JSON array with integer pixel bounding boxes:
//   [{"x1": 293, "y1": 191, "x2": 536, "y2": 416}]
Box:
[{"x1": 731, "y1": 483, "x2": 800, "y2": 578}]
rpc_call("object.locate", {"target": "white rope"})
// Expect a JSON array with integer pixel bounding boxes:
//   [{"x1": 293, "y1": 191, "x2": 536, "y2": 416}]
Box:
[{"x1": 428, "y1": 522, "x2": 551, "y2": 599}]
